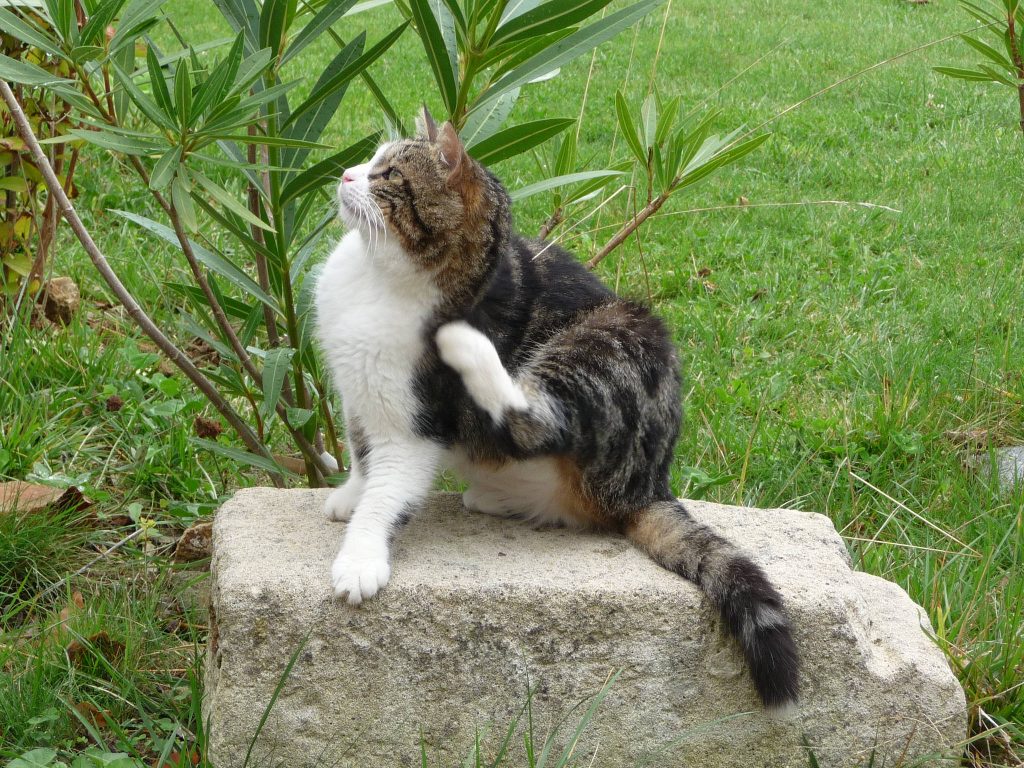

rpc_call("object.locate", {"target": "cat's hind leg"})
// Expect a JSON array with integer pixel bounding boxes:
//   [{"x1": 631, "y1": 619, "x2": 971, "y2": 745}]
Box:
[
  {"x1": 436, "y1": 322, "x2": 564, "y2": 453},
  {"x1": 436, "y1": 321, "x2": 528, "y2": 421}
]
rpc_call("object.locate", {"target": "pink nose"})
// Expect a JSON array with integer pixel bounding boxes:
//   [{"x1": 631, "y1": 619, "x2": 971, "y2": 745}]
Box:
[{"x1": 342, "y1": 171, "x2": 354, "y2": 183}]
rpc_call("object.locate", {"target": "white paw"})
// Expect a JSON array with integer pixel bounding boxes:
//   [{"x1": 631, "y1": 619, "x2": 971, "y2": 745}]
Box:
[
  {"x1": 331, "y1": 546, "x2": 391, "y2": 605},
  {"x1": 436, "y1": 322, "x2": 527, "y2": 421},
  {"x1": 436, "y1": 321, "x2": 488, "y2": 373},
  {"x1": 324, "y1": 482, "x2": 362, "y2": 522}
]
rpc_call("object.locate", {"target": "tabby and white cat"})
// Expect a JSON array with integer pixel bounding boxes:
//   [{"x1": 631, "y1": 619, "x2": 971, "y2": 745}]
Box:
[{"x1": 315, "y1": 109, "x2": 799, "y2": 707}]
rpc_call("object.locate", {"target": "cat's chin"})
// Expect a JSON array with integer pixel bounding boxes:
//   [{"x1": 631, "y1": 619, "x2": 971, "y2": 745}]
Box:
[{"x1": 337, "y1": 205, "x2": 383, "y2": 239}]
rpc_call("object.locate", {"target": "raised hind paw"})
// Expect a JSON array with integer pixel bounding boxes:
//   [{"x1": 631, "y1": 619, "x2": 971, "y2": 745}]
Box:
[{"x1": 436, "y1": 321, "x2": 527, "y2": 422}]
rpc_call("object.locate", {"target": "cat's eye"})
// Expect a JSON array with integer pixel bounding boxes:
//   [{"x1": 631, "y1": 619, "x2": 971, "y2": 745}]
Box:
[{"x1": 382, "y1": 167, "x2": 399, "y2": 181}]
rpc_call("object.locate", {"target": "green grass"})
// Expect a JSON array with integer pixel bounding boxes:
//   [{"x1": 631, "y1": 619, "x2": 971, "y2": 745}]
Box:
[{"x1": 2, "y1": 0, "x2": 1023, "y2": 764}]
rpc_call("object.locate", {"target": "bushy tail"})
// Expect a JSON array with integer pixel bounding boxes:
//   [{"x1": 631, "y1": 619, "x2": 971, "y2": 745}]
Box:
[{"x1": 626, "y1": 499, "x2": 799, "y2": 708}]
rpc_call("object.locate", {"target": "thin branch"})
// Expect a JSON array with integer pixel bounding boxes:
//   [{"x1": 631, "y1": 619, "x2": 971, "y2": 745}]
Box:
[
  {"x1": 1005, "y1": 5, "x2": 1024, "y2": 134},
  {"x1": 587, "y1": 188, "x2": 671, "y2": 269},
  {"x1": 0, "y1": 80, "x2": 285, "y2": 487},
  {"x1": 166, "y1": 202, "x2": 265, "y2": 387}
]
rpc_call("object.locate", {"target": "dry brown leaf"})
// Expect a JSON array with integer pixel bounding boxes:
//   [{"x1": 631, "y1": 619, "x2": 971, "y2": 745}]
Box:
[
  {"x1": 0, "y1": 482, "x2": 91, "y2": 517},
  {"x1": 71, "y1": 700, "x2": 109, "y2": 732},
  {"x1": 153, "y1": 749, "x2": 201, "y2": 767},
  {"x1": 272, "y1": 453, "x2": 308, "y2": 474},
  {"x1": 67, "y1": 631, "x2": 125, "y2": 667},
  {"x1": 193, "y1": 416, "x2": 223, "y2": 439},
  {"x1": 0, "y1": 481, "x2": 64, "y2": 513}
]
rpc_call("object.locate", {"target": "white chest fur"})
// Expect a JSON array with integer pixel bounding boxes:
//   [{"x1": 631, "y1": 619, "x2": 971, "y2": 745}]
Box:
[{"x1": 315, "y1": 230, "x2": 440, "y2": 436}]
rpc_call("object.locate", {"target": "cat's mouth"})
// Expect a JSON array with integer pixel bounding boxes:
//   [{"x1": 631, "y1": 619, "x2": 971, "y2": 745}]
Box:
[{"x1": 337, "y1": 184, "x2": 386, "y2": 235}]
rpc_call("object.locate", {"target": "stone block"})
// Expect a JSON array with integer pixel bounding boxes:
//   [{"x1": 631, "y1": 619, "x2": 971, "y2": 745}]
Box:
[{"x1": 205, "y1": 490, "x2": 965, "y2": 767}]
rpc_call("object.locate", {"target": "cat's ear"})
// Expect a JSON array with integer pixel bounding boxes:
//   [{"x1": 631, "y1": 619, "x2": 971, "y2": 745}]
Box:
[
  {"x1": 439, "y1": 122, "x2": 469, "y2": 187},
  {"x1": 418, "y1": 104, "x2": 439, "y2": 142}
]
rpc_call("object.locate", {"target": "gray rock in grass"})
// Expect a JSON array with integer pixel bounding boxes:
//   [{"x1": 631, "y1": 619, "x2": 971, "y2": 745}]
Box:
[{"x1": 204, "y1": 490, "x2": 966, "y2": 768}]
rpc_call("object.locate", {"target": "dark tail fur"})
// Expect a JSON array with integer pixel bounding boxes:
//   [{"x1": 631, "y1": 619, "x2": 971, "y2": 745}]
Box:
[{"x1": 626, "y1": 499, "x2": 799, "y2": 708}]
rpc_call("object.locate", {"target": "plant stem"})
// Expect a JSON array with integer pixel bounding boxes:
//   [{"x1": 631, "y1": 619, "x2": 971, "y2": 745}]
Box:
[
  {"x1": 264, "y1": 83, "x2": 321, "y2": 487},
  {"x1": 1006, "y1": 5, "x2": 1024, "y2": 135},
  {"x1": 0, "y1": 79, "x2": 286, "y2": 487},
  {"x1": 538, "y1": 207, "x2": 563, "y2": 239},
  {"x1": 587, "y1": 187, "x2": 671, "y2": 269},
  {"x1": 167, "y1": 203, "x2": 266, "y2": 387},
  {"x1": 248, "y1": 129, "x2": 282, "y2": 350}
]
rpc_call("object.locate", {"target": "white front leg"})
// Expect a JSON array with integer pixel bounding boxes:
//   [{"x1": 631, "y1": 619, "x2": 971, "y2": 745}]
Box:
[{"x1": 331, "y1": 437, "x2": 441, "y2": 604}]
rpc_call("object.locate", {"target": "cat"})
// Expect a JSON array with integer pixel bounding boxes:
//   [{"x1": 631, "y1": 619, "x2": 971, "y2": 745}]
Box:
[{"x1": 314, "y1": 108, "x2": 799, "y2": 708}]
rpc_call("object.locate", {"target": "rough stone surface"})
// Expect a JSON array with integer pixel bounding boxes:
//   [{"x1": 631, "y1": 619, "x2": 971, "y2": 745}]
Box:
[
  {"x1": 41, "y1": 276, "x2": 80, "y2": 324},
  {"x1": 982, "y1": 446, "x2": 1024, "y2": 493},
  {"x1": 205, "y1": 490, "x2": 966, "y2": 768}
]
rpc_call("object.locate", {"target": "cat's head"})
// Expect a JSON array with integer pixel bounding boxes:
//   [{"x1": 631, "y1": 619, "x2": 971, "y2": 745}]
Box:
[{"x1": 336, "y1": 108, "x2": 507, "y2": 263}]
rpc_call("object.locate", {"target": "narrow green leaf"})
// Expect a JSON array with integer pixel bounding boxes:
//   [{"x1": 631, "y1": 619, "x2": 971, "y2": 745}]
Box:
[
  {"x1": 615, "y1": 90, "x2": 645, "y2": 165},
  {"x1": 959, "y1": 33, "x2": 1014, "y2": 70},
  {"x1": 498, "y1": 0, "x2": 541, "y2": 25},
  {"x1": 207, "y1": 133, "x2": 331, "y2": 149},
  {"x1": 654, "y1": 93, "x2": 679, "y2": 146},
  {"x1": 111, "y1": 60, "x2": 179, "y2": 133},
  {"x1": 563, "y1": 158, "x2": 631, "y2": 204},
  {"x1": 111, "y1": 209, "x2": 280, "y2": 311},
  {"x1": 80, "y1": 0, "x2": 128, "y2": 46},
  {"x1": 258, "y1": 0, "x2": 290, "y2": 54},
  {"x1": 640, "y1": 92, "x2": 657, "y2": 152},
  {"x1": 344, "y1": 0, "x2": 396, "y2": 16},
  {"x1": 111, "y1": 0, "x2": 165, "y2": 53},
  {"x1": 174, "y1": 56, "x2": 193, "y2": 128},
  {"x1": 477, "y1": 0, "x2": 663, "y2": 110},
  {"x1": 146, "y1": 44, "x2": 175, "y2": 118},
  {"x1": 210, "y1": 0, "x2": 260, "y2": 51},
  {"x1": 191, "y1": 34, "x2": 245, "y2": 121},
  {"x1": 410, "y1": 0, "x2": 457, "y2": 113},
  {"x1": 467, "y1": 117, "x2": 574, "y2": 165},
  {"x1": 0, "y1": 53, "x2": 73, "y2": 87},
  {"x1": 283, "y1": 22, "x2": 408, "y2": 131},
  {"x1": 45, "y1": 0, "x2": 76, "y2": 44},
  {"x1": 509, "y1": 169, "x2": 625, "y2": 201},
  {"x1": 171, "y1": 174, "x2": 197, "y2": 231},
  {"x1": 675, "y1": 132, "x2": 770, "y2": 192},
  {"x1": 260, "y1": 347, "x2": 296, "y2": 420},
  {"x1": 225, "y1": 48, "x2": 274, "y2": 99},
  {"x1": 281, "y1": 0, "x2": 359, "y2": 65},
  {"x1": 554, "y1": 127, "x2": 576, "y2": 176},
  {"x1": 67, "y1": 127, "x2": 162, "y2": 155},
  {"x1": 437, "y1": 0, "x2": 467, "y2": 41},
  {"x1": 280, "y1": 132, "x2": 380, "y2": 204},
  {"x1": 167, "y1": 281, "x2": 255, "y2": 319},
  {"x1": 192, "y1": 170, "x2": 275, "y2": 232},
  {"x1": 0, "y1": 177, "x2": 30, "y2": 194},
  {"x1": 933, "y1": 65, "x2": 1000, "y2": 82},
  {"x1": 462, "y1": 87, "x2": 520, "y2": 148},
  {"x1": 281, "y1": 35, "x2": 364, "y2": 170},
  {"x1": 193, "y1": 195, "x2": 279, "y2": 265},
  {"x1": 491, "y1": 0, "x2": 615, "y2": 46},
  {"x1": 69, "y1": 46, "x2": 104, "y2": 65},
  {"x1": 149, "y1": 146, "x2": 181, "y2": 190},
  {"x1": 0, "y1": 8, "x2": 64, "y2": 58},
  {"x1": 192, "y1": 437, "x2": 294, "y2": 476},
  {"x1": 486, "y1": 29, "x2": 573, "y2": 82}
]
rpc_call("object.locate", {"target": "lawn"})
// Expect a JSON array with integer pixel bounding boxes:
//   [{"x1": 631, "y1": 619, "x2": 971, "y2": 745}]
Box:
[{"x1": 1, "y1": 0, "x2": 1022, "y2": 764}]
